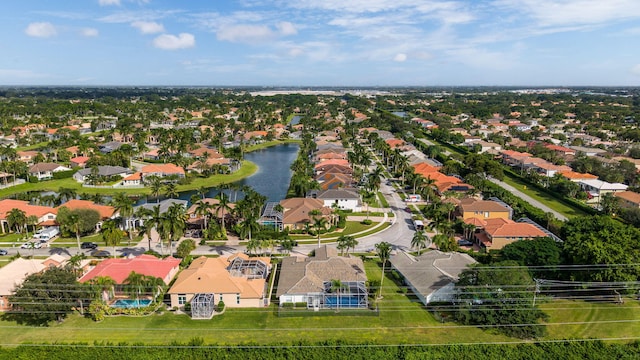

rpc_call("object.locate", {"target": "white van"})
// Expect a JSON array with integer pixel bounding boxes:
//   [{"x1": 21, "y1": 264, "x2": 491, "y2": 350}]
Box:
[{"x1": 34, "y1": 227, "x2": 60, "y2": 242}]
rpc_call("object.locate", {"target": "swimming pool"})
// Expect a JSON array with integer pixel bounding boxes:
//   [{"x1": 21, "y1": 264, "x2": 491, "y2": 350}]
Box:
[
  {"x1": 324, "y1": 295, "x2": 365, "y2": 308},
  {"x1": 111, "y1": 299, "x2": 152, "y2": 308}
]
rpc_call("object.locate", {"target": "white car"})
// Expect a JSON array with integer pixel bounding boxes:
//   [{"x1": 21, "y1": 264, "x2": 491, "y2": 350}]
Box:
[{"x1": 20, "y1": 242, "x2": 42, "y2": 249}]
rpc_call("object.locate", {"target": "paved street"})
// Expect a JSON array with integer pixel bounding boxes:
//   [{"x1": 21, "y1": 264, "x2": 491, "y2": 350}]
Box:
[{"x1": 487, "y1": 177, "x2": 568, "y2": 221}]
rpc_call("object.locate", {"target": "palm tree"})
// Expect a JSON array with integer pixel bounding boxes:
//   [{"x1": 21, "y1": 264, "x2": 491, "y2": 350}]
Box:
[
  {"x1": 165, "y1": 203, "x2": 187, "y2": 256},
  {"x1": 68, "y1": 213, "x2": 83, "y2": 253},
  {"x1": 66, "y1": 253, "x2": 85, "y2": 277},
  {"x1": 6, "y1": 208, "x2": 27, "y2": 234},
  {"x1": 101, "y1": 219, "x2": 122, "y2": 258},
  {"x1": 147, "y1": 176, "x2": 163, "y2": 203},
  {"x1": 57, "y1": 187, "x2": 77, "y2": 203},
  {"x1": 112, "y1": 193, "x2": 135, "y2": 246},
  {"x1": 337, "y1": 235, "x2": 349, "y2": 256},
  {"x1": 123, "y1": 271, "x2": 146, "y2": 302},
  {"x1": 375, "y1": 242, "x2": 391, "y2": 300},
  {"x1": 90, "y1": 276, "x2": 116, "y2": 302},
  {"x1": 239, "y1": 215, "x2": 260, "y2": 243},
  {"x1": 194, "y1": 199, "x2": 213, "y2": 234},
  {"x1": 411, "y1": 230, "x2": 429, "y2": 255},
  {"x1": 433, "y1": 234, "x2": 456, "y2": 252},
  {"x1": 310, "y1": 211, "x2": 328, "y2": 248},
  {"x1": 163, "y1": 182, "x2": 179, "y2": 199},
  {"x1": 214, "y1": 193, "x2": 232, "y2": 235}
]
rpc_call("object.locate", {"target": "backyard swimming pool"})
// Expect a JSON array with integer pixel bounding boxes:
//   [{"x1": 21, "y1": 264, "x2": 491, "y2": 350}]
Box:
[{"x1": 111, "y1": 299, "x2": 152, "y2": 308}]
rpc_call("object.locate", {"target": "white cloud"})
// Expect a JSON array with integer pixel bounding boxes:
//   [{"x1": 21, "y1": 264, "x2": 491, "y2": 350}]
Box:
[
  {"x1": 153, "y1": 33, "x2": 195, "y2": 50},
  {"x1": 25, "y1": 22, "x2": 57, "y2": 38},
  {"x1": 276, "y1": 21, "x2": 297, "y2": 35},
  {"x1": 394, "y1": 53, "x2": 407, "y2": 62},
  {"x1": 493, "y1": 0, "x2": 640, "y2": 27},
  {"x1": 217, "y1": 24, "x2": 275, "y2": 43},
  {"x1": 99, "y1": 0, "x2": 121, "y2": 6},
  {"x1": 631, "y1": 64, "x2": 640, "y2": 76},
  {"x1": 131, "y1": 21, "x2": 165, "y2": 34},
  {"x1": 81, "y1": 28, "x2": 99, "y2": 37}
]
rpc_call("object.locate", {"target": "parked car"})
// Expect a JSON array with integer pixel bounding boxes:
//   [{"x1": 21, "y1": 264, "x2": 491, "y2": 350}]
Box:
[
  {"x1": 81, "y1": 242, "x2": 98, "y2": 249},
  {"x1": 0, "y1": 249, "x2": 7, "y2": 256},
  {"x1": 20, "y1": 242, "x2": 42, "y2": 249},
  {"x1": 457, "y1": 239, "x2": 474, "y2": 247}
]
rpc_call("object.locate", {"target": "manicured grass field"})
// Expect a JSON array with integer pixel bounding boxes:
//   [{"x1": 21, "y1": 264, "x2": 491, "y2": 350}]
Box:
[
  {"x1": 501, "y1": 174, "x2": 588, "y2": 218},
  {"x1": 0, "y1": 260, "x2": 637, "y2": 345},
  {"x1": 0, "y1": 161, "x2": 257, "y2": 198}
]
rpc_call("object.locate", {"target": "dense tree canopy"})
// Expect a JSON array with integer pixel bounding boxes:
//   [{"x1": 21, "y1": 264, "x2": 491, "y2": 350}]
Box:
[
  {"x1": 561, "y1": 216, "x2": 640, "y2": 282},
  {"x1": 7, "y1": 267, "x2": 89, "y2": 326},
  {"x1": 500, "y1": 237, "x2": 562, "y2": 277},
  {"x1": 453, "y1": 261, "x2": 547, "y2": 339}
]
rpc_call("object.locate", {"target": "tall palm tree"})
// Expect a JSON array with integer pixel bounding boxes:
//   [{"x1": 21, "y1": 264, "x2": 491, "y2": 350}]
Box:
[
  {"x1": 214, "y1": 193, "x2": 232, "y2": 235},
  {"x1": 411, "y1": 230, "x2": 429, "y2": 255},
  {"x1": 90, "y1": 276, "x2": 116, "y2": 302},
  {"x1": 101, "y1": 219, "x2": 122, "y2": 258},
  {"x1": 310, "y1": 210, "x2": 327, "y2": 248},
  {"x1": 68, "y1": 213, "x2": 83, "y2": 253},
  {"x1": 239, "y1": 215, "x2": 260, "y2": 243},
  {"x1": 123, "y1": 271, "x2": 146, "y2": 302},
  {"x1": 165, "y1": 203, "x2": 187, "y2": 256},
  {"x1": 375, "y1": 242, "x2": 391, "y2": 300},
  {"x1": 194, "y1": 199, "x2": 213, "y2": 234},
  {"x1": 6, "y1": 208, "x2": 27, "y2": 234},
  {"x1": 147, "y1": 176, "x2": 163, "y2": 203},
  {"x1": 112, "y1": 193, "x2": 135, "y2": 246}
]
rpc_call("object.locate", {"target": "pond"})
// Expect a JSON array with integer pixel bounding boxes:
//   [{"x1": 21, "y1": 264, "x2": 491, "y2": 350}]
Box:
[{"x1": 178, "y1": 143, "x2": 300, "y2": 203}]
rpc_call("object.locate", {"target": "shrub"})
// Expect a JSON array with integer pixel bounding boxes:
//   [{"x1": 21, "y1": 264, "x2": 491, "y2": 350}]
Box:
[
  {"x1": 52, "y1": 170, "x2": 75, "y2": 179},
  {"x1": 183, "y1": 302, "x2": 191, "y2": 312},
  {"x1": 217, "y1": 300, "x2": 225, "y2": 312},
  {"x1": 361, "y1": 219, "x2": 373, "y2": 225}
]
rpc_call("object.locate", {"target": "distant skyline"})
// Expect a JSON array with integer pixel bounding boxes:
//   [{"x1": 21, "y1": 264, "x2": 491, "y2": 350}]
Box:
[{"x1": 2, "y1": 0, "x2": 640, "y2": 86}]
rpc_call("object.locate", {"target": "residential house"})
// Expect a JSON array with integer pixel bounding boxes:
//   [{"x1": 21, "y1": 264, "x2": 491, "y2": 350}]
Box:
[
  {"x1": 472, "y1": 218, "x2": 548, "y2": 250},
  {"x1": 613, "y1": 191, "x2": 640, "y2": 209},
  {"x1": 557, "y1": 170, "x2": 598, "y2": 182},
  {"x1": 120, "y1": 172, "x2": 142, "y2": 186},
  {"x1": 314, "y1": 172, "x2": 356, "y2": 190},
  {"x1": 69, "y1": 156, "x2": 90, "y2": 168},
  {"x1": 57, "y1": 200, "x2": 117, "y2": 230},
  {"x1": 79, "y1": 255, "x2": 180, "y2": 285},
  {"x1": 579, "y1": 179, "x2": 628, "y2": 205},
  {"x1": 28, "y1": 163, "x2": 71, "y2": 181},
  {"x1": 0, "y1": 199, "x2": 58, "y2": 233},
  {"x1": 276, "y1": 246, "x2": 369, "y2": 310},
  {"x1": 73, "y1": 165, "x2": 133, "y2": 183},
  {"x1": 458, "y1": 198, "x2": 512, "y2": 220},
  {"x1": 168, "y1": 254, "x2": 271, "y2": 317},
  {"x1": 307, "y1": 188, "x2": 361, "y2": 212},
  {"x1": 389, "y1": 250, "x2": 477, "y2": 306},
  {"x1": 16, "y1": 150, "x2": 39, "y2": 164},
  {"x1": 279, "y1": 198, "x2": 331, "y2": 230},
  {"x1": 0, "y1": 258, "x2": 47, "y2": 311},
  {"x1": 186, "y1": 198, "x2": 236, "y2": 227},
  {"x1": 140, "y1": 163, "x2": 185, "y2": 180}
]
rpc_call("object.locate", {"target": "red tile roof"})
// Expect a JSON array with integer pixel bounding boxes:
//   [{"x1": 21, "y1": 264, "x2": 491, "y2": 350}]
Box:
[
  {"x1": 0, "y1": 199, "x2": 57, "y2": 220},
  {"x1": 58, "y1": 199, "x2": 115, "y2": 219},
  {"x1": 79, "y1": 255, "x2": 180, "y2": 284}
]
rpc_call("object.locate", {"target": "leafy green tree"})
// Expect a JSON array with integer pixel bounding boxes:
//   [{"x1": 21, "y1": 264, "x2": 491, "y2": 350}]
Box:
[
  {"x1": 561, "y1": 216, "x2": 640, "y2": 282},
  {"x1": 176, "y1": 239, "x2": 196, "y2": 259},
  {"x1": 6, "y1": 208, "x2": 27, "y2": 233},
  {"x1": 8, "y1": 267, "x2": 89, "y2": 326},
  {"x1": 453, "y1": 261, "x2": 547, "y2": 339},
  {"x1": 501, "y1": 237, "x2": 561, "y2": 276}
]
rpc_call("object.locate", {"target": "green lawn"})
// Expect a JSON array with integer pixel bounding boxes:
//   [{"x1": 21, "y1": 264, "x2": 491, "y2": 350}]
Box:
[
  {"x1": 290, "y1": 221, "x2": 379, "y2": 242},
  {"x1": 0, "y1": 161, "x2": 257, "y2": 198},
  {"x1": 0, "y1": 261, "x2": 638, "y2": 345},
  {"x1": 501, "y1": 174, "x2": 588, "y2": 218}
]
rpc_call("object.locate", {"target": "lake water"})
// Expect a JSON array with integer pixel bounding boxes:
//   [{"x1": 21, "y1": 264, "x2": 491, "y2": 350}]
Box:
[{"x1": 178, "y1": 143, "x2": 299, "y2": 203}]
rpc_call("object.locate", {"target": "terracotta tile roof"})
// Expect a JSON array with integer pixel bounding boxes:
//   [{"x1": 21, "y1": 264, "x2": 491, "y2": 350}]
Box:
[
  {"x1": 459, "y1": 198, "x2": 510, "y2": 213},
  {"x1": 0, "y1": 199, "x2": 57, "y2": 220},
  {"x1": 558, "y1": 170, "x2": 598, "y2": 180},
  {"x1": 385, "y1": 139, "x2": 405, "y2": 148},
  {"x1": 614, "y1": 191, "x2": 640, "y2": 205},
  {"x1": 314, "y1": 159, "x2": 350, "y2": 169},
  {"x1": 140, "y1": 163, "x2": 185, "y2": 175},
  {"x1": 483, "y1": 218, "x2": 547, "y2": 238},
  {"x1": 79, "y1": 254, "x2": 180, "y2": 284},
  {"x1": 70, "y1": 156, "x2": 90, "y2": 164},
  {"x1": 58, "y1": 199, "x2": 115, "y2": 219},
  {"x1": 168, "y1": 254, "x2": 270, "y2": 299},
  {"x1": 123, "y1": 172, "x2": 141, "y2": 181}
]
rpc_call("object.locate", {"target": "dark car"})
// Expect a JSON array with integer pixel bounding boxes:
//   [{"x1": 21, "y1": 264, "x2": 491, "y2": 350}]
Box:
[
  {"x1": 81, "y1": 242, "x2": 98, "y2": 249},
  {"x1": 91, "y1": 250, "x2": 111, "y2": 258},
  {"x1": 0, "y1": 249, "x2": 7, "y2": 256},
  {"x1": 457, "y1": 239, "x2": 474, "y2": 247}
]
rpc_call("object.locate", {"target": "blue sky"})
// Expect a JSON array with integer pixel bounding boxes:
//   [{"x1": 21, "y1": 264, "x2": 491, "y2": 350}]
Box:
[{"x1": 2, "y1": 0, "x2": 640, "y2": 86}]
